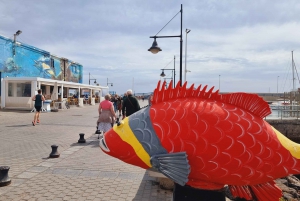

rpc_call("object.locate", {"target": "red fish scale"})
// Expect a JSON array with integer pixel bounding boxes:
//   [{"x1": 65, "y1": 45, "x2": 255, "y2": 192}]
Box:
[{"x1": 149, "y1": 98, "x2": 300, "y2": 189}]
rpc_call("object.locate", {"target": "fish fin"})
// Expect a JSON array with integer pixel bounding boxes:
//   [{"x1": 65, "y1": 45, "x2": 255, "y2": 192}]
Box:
[
  {"x1": 249, "y1": 181, "x2": 282, "y2": 201},
  {"x1": 228, "y1": 185, "x2": 253, "y2": 200},
  {"x1": 229, "y1": 181, "x2": 282, "y2": 201},
  {"x1": 152, "y1": 81, "x2": 271, "y2": 118},
  {"x1": 220, "y1": 93, "x2": 271, "y2": 118},
  {"x1": 150, "y1": 152, "x2": 190, "y2": 186}
]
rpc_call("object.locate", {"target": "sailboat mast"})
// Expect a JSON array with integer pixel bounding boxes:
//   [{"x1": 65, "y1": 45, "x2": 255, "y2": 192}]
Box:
[{"x1": 292, "y1": 51, "x2": 295, "y2": 93}]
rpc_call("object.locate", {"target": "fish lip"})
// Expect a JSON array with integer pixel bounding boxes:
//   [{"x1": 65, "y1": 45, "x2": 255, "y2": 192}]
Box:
[{"x1": 100, "y1": 136, "x2": 110, "y2": 152}]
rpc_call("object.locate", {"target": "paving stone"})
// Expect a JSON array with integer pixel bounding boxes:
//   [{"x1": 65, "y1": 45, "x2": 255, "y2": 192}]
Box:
[
  {"x1": 16, "y1": 172, "x2": 39, "y2": 179},
  {"x1": 27, "y1": 166, "x2": 48, "y2": 173}
]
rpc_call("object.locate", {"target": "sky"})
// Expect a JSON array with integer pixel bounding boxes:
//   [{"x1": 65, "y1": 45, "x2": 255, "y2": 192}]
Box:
[{"x1": 1, "y1": 0, "x2": 300, "y2": 95}]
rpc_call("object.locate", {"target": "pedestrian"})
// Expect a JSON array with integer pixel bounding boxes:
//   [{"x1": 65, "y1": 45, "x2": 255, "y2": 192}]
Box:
[
  {"x1": 113, "y1": 94, "x2": 118, "y2": 112},
  {"x1": 123, "y1": 93, "x2": 127, "y2": 103},
  {"x1": 148, "y1": 94, "x2": 153, "y2": 106},
  {"x1": 122, "y1": 89, "x2": 140, "y2": 119},
  {"x1": 116, "y1": 95, "x2": 122, "y2": 116},
  {"x1": 32, "y1": 89, "x2": 45, "y2": 126},
  {"x1": 96, "y1": 94, "x2": 116, "y2": 138}
]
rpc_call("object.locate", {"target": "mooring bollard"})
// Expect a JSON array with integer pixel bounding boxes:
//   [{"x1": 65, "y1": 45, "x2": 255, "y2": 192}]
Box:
[
  {"x1": 0, "y1": 166, "x2": 11, "y2": 187},
  {"x1": 49, "y1": 145, "x2": 60, "y2": 158},
  {"x1": 78, "y1": 133, "x2": 86, "y2": 143}
]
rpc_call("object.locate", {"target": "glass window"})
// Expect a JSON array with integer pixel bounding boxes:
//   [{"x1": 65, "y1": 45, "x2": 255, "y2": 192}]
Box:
[
  {"x1": 8, "y1": 83, "x2": 13, "y2": 97},
  {"x1": 16, "y1": 83, "x2": 31, "y2": 97}
]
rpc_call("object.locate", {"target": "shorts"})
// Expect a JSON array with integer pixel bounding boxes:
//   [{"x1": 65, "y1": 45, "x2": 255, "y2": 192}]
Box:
[{"x1": 35, "y1": 106, "x2": 42, "y2": 112}]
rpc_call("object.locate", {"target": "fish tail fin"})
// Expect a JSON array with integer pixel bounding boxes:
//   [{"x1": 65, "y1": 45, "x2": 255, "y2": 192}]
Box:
[
  {"x1": 229, "y1": 181, "x2": 282, "y2": 201},
  {"x1": 228, "y1": 185, "x2": 253, "y2": 200}
]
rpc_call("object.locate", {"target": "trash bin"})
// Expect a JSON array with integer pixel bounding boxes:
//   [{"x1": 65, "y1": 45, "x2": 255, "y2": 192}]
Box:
[{"x1": 43, "y1": 100, "x2": 52, "y2": 112}]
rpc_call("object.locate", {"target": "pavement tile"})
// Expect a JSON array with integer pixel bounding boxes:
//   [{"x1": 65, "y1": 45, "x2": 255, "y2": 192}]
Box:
[
  {"x1": 37, "y1": 162, "x2": 56, "y2": 167},
  {"x1": 16, "y1": 172, "x2": 39, "y2": 179}
]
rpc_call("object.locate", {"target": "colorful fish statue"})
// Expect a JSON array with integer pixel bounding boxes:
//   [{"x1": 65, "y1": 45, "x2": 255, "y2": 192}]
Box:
[{"x1": 100, "y1": 81, "x2": 300, "y2": 201}]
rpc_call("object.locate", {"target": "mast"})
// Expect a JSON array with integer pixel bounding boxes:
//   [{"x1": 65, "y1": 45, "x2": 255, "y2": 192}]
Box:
[{"x1": 292, "y1": 51, "x2": 295, "y2": 93}]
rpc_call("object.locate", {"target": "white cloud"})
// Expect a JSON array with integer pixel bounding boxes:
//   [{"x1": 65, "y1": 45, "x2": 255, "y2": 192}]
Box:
[{"x1": 1, "y1": 0, "x2": 300, "y2": 94}]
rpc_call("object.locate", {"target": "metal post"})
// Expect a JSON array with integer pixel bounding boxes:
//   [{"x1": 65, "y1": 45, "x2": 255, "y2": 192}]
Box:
[
  {"x1": 174, "y1": 56, "x2": 176, "y2": 88},
  {"x1": 179, "y1": 4, "x2": 183, "y2": 86},
  {"x1": 184, "y1": 29, "x2": 191, "y2": 83},
  {"x1": 89, "y1": 73, "x2": 90, "y2": 85}
]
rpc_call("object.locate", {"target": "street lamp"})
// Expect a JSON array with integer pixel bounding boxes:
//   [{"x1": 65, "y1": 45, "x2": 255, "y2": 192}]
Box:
[
  {"x1": 13, "y1": 30, "x2": 22, "y2": 56},
  {"x1": 107, "y1": 78, "x2": 113, "y2": 87},
  {"x1": 163, "y1": 77, "x2": 173, "y2": 88},
  {"x1": 88, "y1": 72, "x2": 97, "y2": 85},
  {"x1": 184, "y1": 29, "x2": 191, "y2": 82},
  {"x1": 160, "y1": 56, "x2": 176, "y2": 88},
  {"x1": 148, "y1": 4, "x2": 183, "y2": 86}
]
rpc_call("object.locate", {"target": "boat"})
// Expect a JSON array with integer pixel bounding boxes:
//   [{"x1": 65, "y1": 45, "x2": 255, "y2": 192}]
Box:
[{"x1": 270, "y1": 100, "x2": 291, "y2": 110}]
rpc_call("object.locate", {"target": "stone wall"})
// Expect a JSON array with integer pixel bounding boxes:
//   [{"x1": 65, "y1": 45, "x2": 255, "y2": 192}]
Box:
[{"x1": 267, "y1": 119, "x2": 300, "y2": 143}]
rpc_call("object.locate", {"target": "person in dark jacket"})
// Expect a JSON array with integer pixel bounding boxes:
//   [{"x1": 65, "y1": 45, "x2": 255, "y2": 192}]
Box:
[
  {"x1": 122, "y1": 89, "x2": 140, "y2": 118},
  {"x1": 32, "y1": 89, "x2": 45, "y2": 126}
]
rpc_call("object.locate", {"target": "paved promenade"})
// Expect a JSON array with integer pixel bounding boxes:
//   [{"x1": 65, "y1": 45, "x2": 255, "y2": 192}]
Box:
[{"x1": 0, "y1": 100, "x2": 173, "y2": 201}]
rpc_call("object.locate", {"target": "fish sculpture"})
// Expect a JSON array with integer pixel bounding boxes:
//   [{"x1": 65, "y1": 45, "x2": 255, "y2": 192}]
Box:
[{"x1": 100, "y1": 81, "x2": 300, "y2": 201}]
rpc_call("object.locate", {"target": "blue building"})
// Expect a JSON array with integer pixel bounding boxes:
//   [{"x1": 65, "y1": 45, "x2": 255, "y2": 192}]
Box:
[
  {"x1": 0, "y1": 34, "x2": 83, "y2": 91},
  {"x1": 0, "y1": 33, "x2": 107, "y2": 109}
]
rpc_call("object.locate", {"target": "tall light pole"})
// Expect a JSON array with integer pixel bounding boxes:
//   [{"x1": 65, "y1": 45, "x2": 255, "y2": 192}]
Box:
[
  {"x1": 88, "y1": 72, "x2": 97, "y2": 85},
  {"x1": 107, "y1": 78, "x2": 113, "y2": 87},
  {"x1": 13, "y1": 30, "x2": 22, "y2": 56},
  {"x1": 160, "y1": 56, "x2": 176, "y2": 88},
  {"x1": 184, "y1": 29, "x2": 191, "y2": 82},
  {"x1": 148, "y1": 4, "x2": 183, "y2": 86}
]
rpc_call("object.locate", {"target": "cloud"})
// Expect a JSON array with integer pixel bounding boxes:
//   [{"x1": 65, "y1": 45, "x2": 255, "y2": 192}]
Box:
[{"x1": 1, "y1": 0, "x2": 300, "y2": 94}]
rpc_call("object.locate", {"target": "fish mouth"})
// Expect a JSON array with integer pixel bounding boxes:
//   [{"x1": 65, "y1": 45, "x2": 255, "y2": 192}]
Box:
[{"x1": 100, "y1": 136, "x2": 110, "y2": 152}]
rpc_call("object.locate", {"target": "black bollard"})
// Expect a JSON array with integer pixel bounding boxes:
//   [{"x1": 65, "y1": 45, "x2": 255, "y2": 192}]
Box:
[
  {"x1": 0, "y1": 166, "x2": 11, "y2": 187},
  {"x1": 78, "y1": 133, "x2": 86, "y2": 143},
  {"x1": 49, "y1": 145, "x2": 60, "y2": 158},
  {"x1": 173, "y1": 183, "x2": 226, "y2": 201}
]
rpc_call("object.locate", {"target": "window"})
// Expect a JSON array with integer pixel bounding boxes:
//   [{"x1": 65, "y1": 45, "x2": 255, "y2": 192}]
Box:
[
  {"x1": 8, "y1": 83, "x2": 13, "y2": 97},
  {"x1": 50, "y1": 58, "x2": 54, "y2": 69},
  {"x1": 17, "y1": 83, "x2": 31, "y2": 97}
]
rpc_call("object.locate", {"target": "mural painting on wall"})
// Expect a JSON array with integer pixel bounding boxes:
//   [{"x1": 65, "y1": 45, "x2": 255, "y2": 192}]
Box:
[
  {"x1": 68, "y1": 64, "x2": 82, "y2": 83},
  {"x1": 0, "y1": 35, "x2": 82, "y2": 83}
]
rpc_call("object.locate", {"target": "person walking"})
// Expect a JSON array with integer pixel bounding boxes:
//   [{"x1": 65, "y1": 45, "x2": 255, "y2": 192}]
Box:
[
  {"x1": 116, "y1": 95, "x2": 122, "y2": 117},
  {"x1": 32, "y1": 89, "x2": 45, "y2": 126},
  {"x1": 96, "y1": 94, "x2": 116, "y2": 138},
  {"x1": 122, "y1": 89, "x2": 140, "y2": 119},
  {"x1": 148, "y1": 93, "x2": 153, "y2": 106}
]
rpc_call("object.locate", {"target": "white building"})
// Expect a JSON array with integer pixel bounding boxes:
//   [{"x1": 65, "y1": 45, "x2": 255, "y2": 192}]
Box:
[{"x1": 0, "y1": 77, "x2": 108, "y2": 110}]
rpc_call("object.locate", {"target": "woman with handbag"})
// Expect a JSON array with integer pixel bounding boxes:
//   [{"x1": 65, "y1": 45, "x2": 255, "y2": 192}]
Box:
[{"x1": 96, "y1": 94, "x2": 116, "y2": 138}]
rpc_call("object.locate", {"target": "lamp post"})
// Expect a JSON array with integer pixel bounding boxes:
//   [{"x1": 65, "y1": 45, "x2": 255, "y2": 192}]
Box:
[
  {"x1": 160, "y1": 56, "x2": 176, "y2": 88},
  {"x1": 13, "y1": 30, "x2": 22, "y2": 56},
  {"x1": 107, "y1": 78, "x2": 113, "y2": 87},
  {"x1": 148, "y1": 4, "x2": 183, "y2": 86},
  {"x1": 88, "y1": 73, "x2": 97, "y2": 85},
  {"x1": 184, "y1": 29, "x2": 191, "y2": 82}
]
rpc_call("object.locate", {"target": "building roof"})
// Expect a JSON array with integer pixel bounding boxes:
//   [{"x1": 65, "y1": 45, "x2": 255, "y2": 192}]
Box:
[{"x1": 3, "y1": 77, "x2": 108, "y2": 90}]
